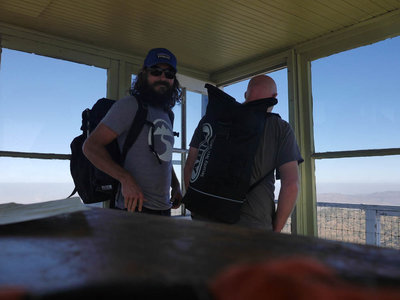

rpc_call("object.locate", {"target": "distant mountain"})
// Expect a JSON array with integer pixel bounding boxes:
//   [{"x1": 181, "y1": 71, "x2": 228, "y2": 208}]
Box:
[
  {"x1": 0, "y1": 182, "x2": 74, "y2": 205},
  {"x1": 318, "y1": 191, "x2": 400, "y2": 206}
]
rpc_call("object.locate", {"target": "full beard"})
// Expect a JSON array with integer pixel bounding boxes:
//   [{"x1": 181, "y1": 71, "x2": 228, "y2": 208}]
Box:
[{"x1": 140, "y1": 80, "x2": 173, "y2": 109}]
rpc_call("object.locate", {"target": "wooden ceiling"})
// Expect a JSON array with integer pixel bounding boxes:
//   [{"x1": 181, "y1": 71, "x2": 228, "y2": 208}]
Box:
[{"x1": 0, "y1": 0, "x2": 399, "y2": 81}]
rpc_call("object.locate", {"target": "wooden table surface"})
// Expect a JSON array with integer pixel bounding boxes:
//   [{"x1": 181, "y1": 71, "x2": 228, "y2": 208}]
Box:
[{"x1": 1, "y1": 208, "x2": 399, "y2": 298}]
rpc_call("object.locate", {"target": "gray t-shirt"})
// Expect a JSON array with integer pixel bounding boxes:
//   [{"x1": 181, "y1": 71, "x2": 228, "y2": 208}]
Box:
[
  {"x1": 101, "y1": 95, "x2": 174, "y2": 210},
  {"x1": 238, "y1": 114, "x2": 303, "y2": 230},
  {"x1": 190, "y1": 113, "x2": 303, "y2": 230}
]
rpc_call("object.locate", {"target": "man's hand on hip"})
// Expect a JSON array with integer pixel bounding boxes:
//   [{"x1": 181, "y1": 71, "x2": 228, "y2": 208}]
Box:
[
  {"x1": 170, "y1": 183, "x2": 182, "y2": 209},
  {"x1": 121, "y1": 175, "x2": 146, "y2": 212}
]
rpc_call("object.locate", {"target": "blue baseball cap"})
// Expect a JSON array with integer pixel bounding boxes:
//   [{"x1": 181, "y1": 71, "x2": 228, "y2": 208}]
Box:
[{"x1": 143, "y1": 48, "x2": 177, "y2": 71}]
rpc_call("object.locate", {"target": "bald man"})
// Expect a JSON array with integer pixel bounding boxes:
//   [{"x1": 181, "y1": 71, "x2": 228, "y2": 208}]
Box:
[
  {"x1": 184, "y1": 75, "x2": 303, "y2": 232},
  {"x1": 245, "y1": 74, "x2": 277, "y2": 107}
]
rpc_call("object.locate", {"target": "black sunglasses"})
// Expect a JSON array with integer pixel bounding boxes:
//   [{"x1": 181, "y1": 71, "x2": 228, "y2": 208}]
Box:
[{"x1": 148, "y1": 67, "x2": 176, "y2": 79}]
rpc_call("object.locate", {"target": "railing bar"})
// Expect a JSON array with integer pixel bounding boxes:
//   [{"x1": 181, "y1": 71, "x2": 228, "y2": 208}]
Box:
[
  {"x1": 0, "y1": 151, "x2": 70, "y2": 160},
  {"x1": 317, "y1": 202, "x2": 400, "y2": 212},
  {"x1": 312, "y1": 148, "x2": 400, "y2": 159},
  {"x1": 1, "y1": 148, "x2": 188, "y2": 160}
]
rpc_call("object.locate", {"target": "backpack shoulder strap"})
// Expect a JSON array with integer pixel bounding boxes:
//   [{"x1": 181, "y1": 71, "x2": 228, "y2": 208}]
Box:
[
  {"x1": 167, "y1": 108, "x2": 174, "y2": 124},
  {"x1": 121, "y1": 96, "x2": 148, "y2": 162},
  {"x1": 167, "y1": 108, "x2": 179, "y2": 137}
]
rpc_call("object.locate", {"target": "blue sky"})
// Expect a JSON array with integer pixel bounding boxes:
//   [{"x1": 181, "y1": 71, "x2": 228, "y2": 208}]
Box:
[
  {"x1": 311, "y1": 37, "x2": 400, "y2": 193},
  {"x1": 0, "y1": 36, "x2": 399, "y2": 203}
]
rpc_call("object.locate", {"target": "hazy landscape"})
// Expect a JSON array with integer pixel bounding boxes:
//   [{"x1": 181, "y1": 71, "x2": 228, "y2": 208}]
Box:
[
  {"x1": 0, "y1": 183, "x2": 399, "y2": 206},
  {"x1": 1, "y1": 183, "x2": 399, "y2": 249},
  {"x1": 317, "y1": 191, "x2": 400, "y2": 206}
]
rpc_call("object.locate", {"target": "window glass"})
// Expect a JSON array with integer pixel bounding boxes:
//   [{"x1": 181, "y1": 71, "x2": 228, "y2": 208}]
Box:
[
  {"x1": 0, "y1": 49, "x2": 107, "y2": 154},
  {"x1": 172, "y1": 102, "x2": 182, "y2": 149},
  {"x1": 186, "y1": 91, "x2": 203, "y2": 147},
  {"x1": 316, "y1": 155, "x2": 400, "y2": 248},
  {"x1": 315, "y1": 156, "x2": 400, "y2": 202},
  {"x1": 0, "y1": 49, "x2": 107, "y2": 204},
  {"x1": 312, "y1": 36, "x2": 400, "y2": 152},
  {"x1": 0, "y1": 157, "x2": 74, "y2": 204}
]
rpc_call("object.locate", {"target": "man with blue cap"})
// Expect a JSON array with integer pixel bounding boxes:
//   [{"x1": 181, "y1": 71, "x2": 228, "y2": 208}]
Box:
[{"x1": 83, "y1": 48, "x2": 182, "y2": 216}]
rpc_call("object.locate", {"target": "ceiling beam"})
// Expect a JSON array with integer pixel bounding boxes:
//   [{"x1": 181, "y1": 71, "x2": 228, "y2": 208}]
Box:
[
  {"x1": 295, "y1": 9, "x2": 400, "y2": 61},
  {"x1": 0, "y1": 22, "x2": 210, "y2": 82},
  {"x1": 210, "y1": 50, "x2": 289, "y2": 86}
]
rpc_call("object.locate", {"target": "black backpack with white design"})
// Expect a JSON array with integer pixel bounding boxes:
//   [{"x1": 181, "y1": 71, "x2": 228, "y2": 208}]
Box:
[{"x1": 182, "y1": 84, "x2": 277, "y2": 223}]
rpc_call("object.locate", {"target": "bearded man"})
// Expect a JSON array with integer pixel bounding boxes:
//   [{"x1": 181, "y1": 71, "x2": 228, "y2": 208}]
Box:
[{"x1": 83, "y1": 48, "x2": 182, "y2": 215}]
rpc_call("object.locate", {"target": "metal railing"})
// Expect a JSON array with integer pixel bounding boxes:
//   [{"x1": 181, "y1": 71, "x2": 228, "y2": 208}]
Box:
[
  {"x1": 317, "y1": 202, "x2": 400, "y2": 249},
  {"x1": 281, "y1": 202, "x2": 400, "y2": 249}
]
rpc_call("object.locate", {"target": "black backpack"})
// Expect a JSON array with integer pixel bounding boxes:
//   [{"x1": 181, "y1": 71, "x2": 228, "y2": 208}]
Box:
[
  {"x1": 69, "y1": 97, "x2": 148, "y2": 207},
  {"x1": 182, "y1": 84, "x2": 277, "y2": 223}
]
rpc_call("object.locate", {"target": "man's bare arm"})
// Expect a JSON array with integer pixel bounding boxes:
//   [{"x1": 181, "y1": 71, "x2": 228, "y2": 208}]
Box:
[
  {"x1": 82, "y1": 123, "x2": 145, "y2": 212},
  {"x1": 170, "y1": 167, "x2": 182, "y2": 209},
  {"x1": 184, "y1": 147, "x2": 199, "y2": 190},
  {"x1": 273, "y1": 161, "x2": 300, "y2": 232}
]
